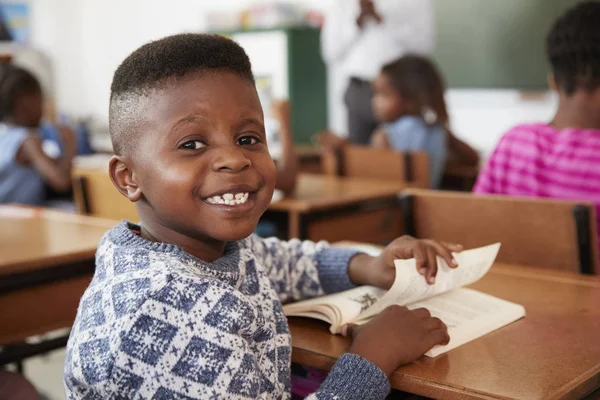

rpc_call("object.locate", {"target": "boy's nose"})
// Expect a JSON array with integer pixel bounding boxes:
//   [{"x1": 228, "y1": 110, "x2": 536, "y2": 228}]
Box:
[{"x1": 210, "y1": 145, "x2": 252, "y2": 173}]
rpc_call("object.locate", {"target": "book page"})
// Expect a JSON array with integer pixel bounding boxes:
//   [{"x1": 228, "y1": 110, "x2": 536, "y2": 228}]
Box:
[
  {"x1": 283, "y1": 285, "x2": 385, "y2": 332},
  {"x1": 354, "y1": 243, "x2": 501, "y2": 322},
  {"x1": 406, "y1": 288, "x2": 526, "y2": 357}
]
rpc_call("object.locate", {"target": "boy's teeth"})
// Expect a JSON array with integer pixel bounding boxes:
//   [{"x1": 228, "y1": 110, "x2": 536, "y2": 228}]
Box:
[{"x1": 207, "y1": 192, "x2": 249, "y2": 205}]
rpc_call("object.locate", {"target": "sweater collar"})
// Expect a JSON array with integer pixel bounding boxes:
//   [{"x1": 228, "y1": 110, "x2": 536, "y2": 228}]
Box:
[{"x1": 108, "y1": 221, "x2": 242, "y2": 286}]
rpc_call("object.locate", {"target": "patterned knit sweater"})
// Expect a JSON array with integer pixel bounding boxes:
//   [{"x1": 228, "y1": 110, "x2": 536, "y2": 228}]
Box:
[{"x1": 64, "y1": 222, "x2": 390, "y2": 399}]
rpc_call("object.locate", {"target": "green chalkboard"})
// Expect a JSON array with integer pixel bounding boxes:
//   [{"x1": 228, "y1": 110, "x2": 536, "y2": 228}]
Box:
[{"x1": 433, "y1": 0, "x2": 577, "y2": 88}]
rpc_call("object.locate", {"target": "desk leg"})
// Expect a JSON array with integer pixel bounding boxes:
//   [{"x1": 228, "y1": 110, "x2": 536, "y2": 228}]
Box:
[{"x1": 288, "y1": 211, "x2": 301, "y2": 239}]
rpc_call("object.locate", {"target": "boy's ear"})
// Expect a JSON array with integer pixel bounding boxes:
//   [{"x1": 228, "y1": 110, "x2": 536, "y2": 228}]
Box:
[
  {"x1": 547, "y1": 73, "x2": 558, "y2": 91},
  {"x1": 109, "y1": 156, "x2": 142, "y2": 202}
]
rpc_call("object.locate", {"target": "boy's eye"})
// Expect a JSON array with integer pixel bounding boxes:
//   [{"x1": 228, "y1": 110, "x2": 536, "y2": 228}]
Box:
[
  {"x1": 238, "y1": 135, "x2": 259, "y2": 146},
  {"x1": 180, "y1": 140, "x2": 206, "y2": 150}
]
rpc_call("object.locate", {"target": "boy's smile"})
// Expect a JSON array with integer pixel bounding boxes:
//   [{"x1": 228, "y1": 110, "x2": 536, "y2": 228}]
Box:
[{"x1": 110, "y1": 70, "x2": 276, "y2": 261}]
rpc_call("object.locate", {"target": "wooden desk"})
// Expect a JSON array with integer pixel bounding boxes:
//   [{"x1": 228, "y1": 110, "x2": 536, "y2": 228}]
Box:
[
  {"x1": 0, "y1": 206, "x2": 115, "y2": 347},
  {"x1": 289, "y1": 264, "x2": 600, "y2": 400},
  {"x1": 266, "y1": 174, "x2": 409, "y2": 243}
]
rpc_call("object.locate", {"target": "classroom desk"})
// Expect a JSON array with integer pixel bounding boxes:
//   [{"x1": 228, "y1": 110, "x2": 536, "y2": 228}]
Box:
[
  {"x1": 0, "y1": 206, "x2": 116, "y2": 363},
  {"x1": 266, "y1": 174, "x2": 411, "y2": 243},
  {"x1": 288, "y1": 264, "x2": 600, "y2": 400}
]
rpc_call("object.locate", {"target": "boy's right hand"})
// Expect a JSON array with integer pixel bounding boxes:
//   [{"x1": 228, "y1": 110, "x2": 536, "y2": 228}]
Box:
[{"x1": 344, "y1": 306, "x2": 449, "y2": 376}]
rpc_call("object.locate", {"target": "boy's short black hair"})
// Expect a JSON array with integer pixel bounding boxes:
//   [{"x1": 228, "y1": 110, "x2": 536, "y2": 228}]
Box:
[
  {"x1": 109, "y1": 33, "x2": 255, "y2": 155},
  {"x1": 0, "y1": 65, "x2": 41, "y2": 121},
  {"x1": 546, "y1": 1, "x2": 600, "y2": 95}
]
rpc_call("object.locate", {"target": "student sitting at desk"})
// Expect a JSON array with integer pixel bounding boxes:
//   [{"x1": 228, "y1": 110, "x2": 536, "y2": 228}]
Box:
[
  {"x1": 0, "y1": 65, "x2": 76, "y2": 205},
  {"x1": 64, "y1": 33, "x2": 461, "y2": 400},
  {"x1": 320, "y1": 55, "x2": 478, "y2": 189},
  {"x1": 474, "y1": 1, "x2": 600, "y2": 250}
]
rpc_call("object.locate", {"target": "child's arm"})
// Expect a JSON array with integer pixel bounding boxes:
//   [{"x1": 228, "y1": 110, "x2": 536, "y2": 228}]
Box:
[
  {"x1": 16, "y1": 126, "x2": 76, "y2": 192},
  {"x1": 446, "y1": 128, "x2": 480, "y2": 167},
  {"x1": 250, "y1": 236, "x2": 361, "y2": 303},
  {"x1": 249, "y1": 235, "x2": 459, "y2": 303},
  {"x1": 307, "y1": 304, "x2": 450, "y2": 399},
  {"x1": 271, "y1": 100, "x2": 298, "y2": 194}
]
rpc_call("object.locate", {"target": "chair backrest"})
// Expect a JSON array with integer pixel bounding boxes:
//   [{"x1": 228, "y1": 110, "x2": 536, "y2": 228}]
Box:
[
  {"x1": 322, "y1": 145, "x2": 430, "y2": 187},
  {"x1": 400, "y1": 189, "x2": 599, "y2": 274},
  {"x1": 72, "y1": 167, "x2": 140, "y2": 221}
]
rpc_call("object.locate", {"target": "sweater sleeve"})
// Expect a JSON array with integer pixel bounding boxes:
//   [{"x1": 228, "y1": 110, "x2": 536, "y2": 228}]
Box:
[
  {"x1": 248, "y1": 235, "x2": 363, "y2": 303},
  {"x1": 306, "y1": 354, "x2": 391, "y2": 400}
]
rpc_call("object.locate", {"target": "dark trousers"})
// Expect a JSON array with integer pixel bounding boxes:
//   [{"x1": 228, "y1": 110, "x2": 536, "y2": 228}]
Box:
[{"x1": 344, "y1": 77, "x2": 379, "y2": 145}]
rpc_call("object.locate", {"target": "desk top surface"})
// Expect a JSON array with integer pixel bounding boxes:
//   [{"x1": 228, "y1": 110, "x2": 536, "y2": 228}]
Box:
[
  {"x1": 289, "y1": 264, "x2": 600, "y2": 400},
  {"x1": 0, "y1": 206, "x2": 117, "y2": 276},
  {"x1": 268, "y1": 174, "x2": 408, "y2": 213}
]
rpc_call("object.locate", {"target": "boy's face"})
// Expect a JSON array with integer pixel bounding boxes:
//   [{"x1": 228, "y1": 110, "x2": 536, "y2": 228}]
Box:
[
  {"x1": 372, "y1": 73, "x2": 405, "y2": 123},
  {"x1": 124, "y1": 71, "x2": 276, "y2": 244}
]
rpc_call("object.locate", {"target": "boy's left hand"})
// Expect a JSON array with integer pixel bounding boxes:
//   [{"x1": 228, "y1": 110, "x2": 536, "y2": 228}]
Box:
[{"x1": 348, "y1": 236, "x2": 463, "y2": 289}]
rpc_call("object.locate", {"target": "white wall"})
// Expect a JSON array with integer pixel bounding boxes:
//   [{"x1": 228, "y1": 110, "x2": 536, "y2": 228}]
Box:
[{"x1": 28, "y1": 0, "x2": 556, "y2": 156}]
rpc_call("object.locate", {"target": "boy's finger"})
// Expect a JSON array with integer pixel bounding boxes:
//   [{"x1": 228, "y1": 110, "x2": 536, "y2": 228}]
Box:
[
  {"x1": 414, "y1": 245, "x2": 427, "y2": 276},
  {"x1": 443, "y1": 242, "x2": 464, "y2": 252},
  {"x1": 342, "y1": 323, "x2": 359, "y2": 338},
  {"x1": 429, "y1": 240, "x2": 458, "y2": 269},
  {"x1": 425, "y1": 317, "x2": 447, "y2": 331},
  {"x1": 428, "y1": 329, "x2": 450, "y2": 347},
  {"x1": 425, "y1": 248, "x2": 437, "y2": 284},
  {"x1": 412, "y1": 307, "x2": 431, "y2": 319}
]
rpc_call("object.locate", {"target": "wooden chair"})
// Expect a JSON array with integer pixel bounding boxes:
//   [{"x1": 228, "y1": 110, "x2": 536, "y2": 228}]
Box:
[
  {"x1": 72, "y1": 167, "x2": 140, "y2": 221},
  {"x1": 321, "y1": 145, "x2": 430, "y2": 188},
  {"x1": 399, "y1": 189, "x2": 599, "y2": 274}
]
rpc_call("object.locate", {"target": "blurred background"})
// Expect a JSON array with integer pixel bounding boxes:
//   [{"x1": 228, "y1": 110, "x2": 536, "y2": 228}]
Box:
[{"x1": 1, "y1": 0, "x2": 573, "y2": 158}]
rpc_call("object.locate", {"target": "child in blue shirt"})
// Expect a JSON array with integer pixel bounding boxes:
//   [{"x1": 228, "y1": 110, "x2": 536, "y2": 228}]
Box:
[
  {"x1": 64, "y1": 34, "x2": 460, "y2": 399},
  {"x1": 320, "y1": 55, "x2": 479, "y2": 188},
  {"x1": 0, "y1": 65, "x2": 76, "y2": 205}
]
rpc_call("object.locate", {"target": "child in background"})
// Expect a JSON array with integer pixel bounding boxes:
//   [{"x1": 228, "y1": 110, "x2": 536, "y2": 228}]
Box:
[
  {"x1": 474, "y1": 1, "x2": 600, "y2": 250},
  {"x1": 270, "y1": 99, "x2": 298, "y2": 195},
  {"x1": 0, "y1": 65, "x2": 76, "y2": 205},
  {"x1": 321, "y1": 55, "x2": 478, "y2": 188},
  {"x1": 255, "y1": 99, "x2": 297, "y2": 237},
  {"x1": 64, "y1": 33, "x2": 459, "y2": 399}
]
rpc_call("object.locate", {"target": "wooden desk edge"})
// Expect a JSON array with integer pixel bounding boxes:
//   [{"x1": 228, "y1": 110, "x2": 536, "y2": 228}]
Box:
[
  {"x1": 291, "y1": 343, "x2": 507, "y2": 400},
  {"x1": 268, "y1": 191, "x2": 405, "y2": 213},
  {"x1": 0, "y1": 206, "x2": 118, "y2": 275}
]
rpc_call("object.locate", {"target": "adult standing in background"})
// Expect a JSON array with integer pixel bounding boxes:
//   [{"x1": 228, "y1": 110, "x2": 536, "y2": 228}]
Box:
[{"x1": 321, "y1": 0, "x2": 434, "y2": 144}]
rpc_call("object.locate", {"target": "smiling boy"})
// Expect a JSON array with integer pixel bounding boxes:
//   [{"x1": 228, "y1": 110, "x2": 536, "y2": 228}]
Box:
[{"x1": 64, "y1": 34, "x2": 456, "y2": 400}]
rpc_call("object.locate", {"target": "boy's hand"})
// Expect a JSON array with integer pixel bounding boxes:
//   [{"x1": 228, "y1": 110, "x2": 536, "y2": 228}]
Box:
[
  {"x1": 348, "y1": 236, "x2": 462, "y2": 289},
  {"x1": 345, "y1": 305, "x2": 449, "y2": 376}
]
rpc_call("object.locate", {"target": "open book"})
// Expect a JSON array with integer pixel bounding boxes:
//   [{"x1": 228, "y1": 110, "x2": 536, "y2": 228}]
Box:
[{"x1": 283, "y1": 243, "x2": 525, "y2": 357}]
